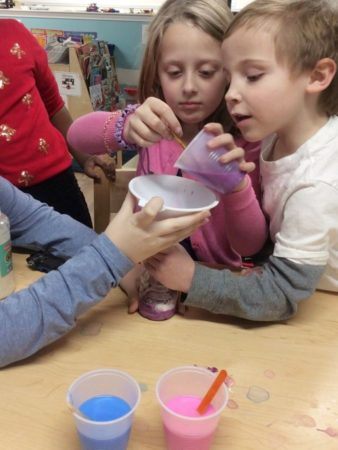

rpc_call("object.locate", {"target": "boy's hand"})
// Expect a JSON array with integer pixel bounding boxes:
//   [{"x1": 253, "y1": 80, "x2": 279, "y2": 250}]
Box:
[
  {"x1": 124, "y1": 97, "x2": 182, "y2": 147},
  {"x1": 105, "y1": 193, "x2": 210, "y2": 264},
  {"x1": 204, "y1": 123, "x2": 256, "y2": 192},
  {"x1": 144, "y1": 244, "x2": 195, "y2": 293}
]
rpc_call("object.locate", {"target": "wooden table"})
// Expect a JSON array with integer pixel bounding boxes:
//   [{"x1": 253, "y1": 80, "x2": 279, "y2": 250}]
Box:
[{"x1": 2, "y1": 253, "x2": 338, "y2": 449}]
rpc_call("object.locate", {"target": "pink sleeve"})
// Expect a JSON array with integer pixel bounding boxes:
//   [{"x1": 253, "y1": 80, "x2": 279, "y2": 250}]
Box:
[
  {"x1": 66, "y1": 111, "x2": 122, "y2": 155},
  {"x1": 222, "y1": 176, "x2": 268, "y2": 256}
]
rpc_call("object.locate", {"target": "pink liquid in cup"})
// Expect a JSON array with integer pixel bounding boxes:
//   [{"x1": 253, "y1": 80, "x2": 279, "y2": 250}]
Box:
[
  {"x1": 156, "y1": 366, "x2": 228, "y2": 450},
  {"x1": 164, "y1": 395, "x2": 216, "y2": 450}
]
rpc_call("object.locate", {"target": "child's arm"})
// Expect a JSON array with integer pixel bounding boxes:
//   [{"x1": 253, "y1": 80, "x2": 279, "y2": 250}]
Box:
[
  {"x1": 203, "y1": 124, "x2": 268, "y2": 256},
  {"x1": 144, "y1": 245, "x2": 325, "y2": 322},
  {"x1": 0, "y1": 183, "x2": 210, "y2": 367},
  {"x1": 66, "y1": 97, "x2": 182, "y2": 155},
  {"x1": 185, "y1": 257, "x2": 324, "y2": 321},
  {"x1": 1, "y1": 176, "x2": 96, "y2": 258},
  {"x1": 145, "y1": 183, "x2": 337, "y2": 321},
  {"x1": 219, "y1": 177, "x2": 268, "y2": 256},
  {"x1": 52, "y1": 106, "x2": 116, "y2": 181}
]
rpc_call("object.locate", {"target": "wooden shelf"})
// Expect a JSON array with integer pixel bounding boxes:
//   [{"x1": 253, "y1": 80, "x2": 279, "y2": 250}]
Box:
[
  {"x1": 50, "y1": 47, "x2": 93, "y2": 120},
  {"x1": 50, "y1": 46, "x2": 136, "y2": 233}
]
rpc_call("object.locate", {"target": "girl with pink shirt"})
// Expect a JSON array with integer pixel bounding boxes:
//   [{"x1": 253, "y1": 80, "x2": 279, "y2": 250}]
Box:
[{"x1": 67, "y1": 0, "x2": 267, "y2": 314}]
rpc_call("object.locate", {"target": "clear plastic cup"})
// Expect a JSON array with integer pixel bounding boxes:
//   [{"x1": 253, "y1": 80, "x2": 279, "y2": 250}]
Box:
[
  {"x1": 67, "y1": 369, "x2": 141, "y2": 450},
  {"x1": 174, "y1": 129, "x2": 245, "y2": 194},
  {"x1": 156, "y1": 366, "x2": 229, "y2": 450}
]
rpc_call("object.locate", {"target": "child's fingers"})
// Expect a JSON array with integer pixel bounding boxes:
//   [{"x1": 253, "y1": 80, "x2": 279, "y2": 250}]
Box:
[
  {"x1": 156, "y1": 217, "x2": 209, "y2": 249},
  {"x1": 203, "y1": 122, "x2": 224, "y2": 136},
  {"x1": 218, "y1": 146, "x2": 245, "y2": 163},
  {"x1": 156, "y1": 107, "x2": 182, "y2": 137},
  {"x1": 134, "y1": 197, "x2": 164, "y2": 227},
  {"x1": 128, "y1": 296, "x2": 139, "y2": 314},
  {"x1": 207, "y1": 133, "x2": 237, "y2": 150},
  {"x1": 144, "y1": 98, "x2": 182, "y2": 138},
  {"x1": 129, "y1": 126, "x2": 162, "y2": 148},
  {"x1": 118, "y1": 192, "x2": 136, "y2": 216},
  {"x1": 128, "y1": 113, "x2": 163, "y2": 146},
  {"x1": 155, "y1": 211, "x2": 210, "y2": 237},
  {"x1": 238, "y1": 161, "x2": 256, "y2": 173},
  {"x1": 85, "y1": 165, "x2": 101, "y2": 180}
]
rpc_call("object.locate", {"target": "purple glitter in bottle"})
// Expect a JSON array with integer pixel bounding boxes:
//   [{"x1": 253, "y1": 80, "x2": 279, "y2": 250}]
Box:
[{"x1": 138, "y1": 270, "x2": 178, "y2": 321}]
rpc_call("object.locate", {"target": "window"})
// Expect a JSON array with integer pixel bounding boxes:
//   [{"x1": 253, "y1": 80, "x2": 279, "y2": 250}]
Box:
[{"x1": 20, "y1": 0, "x2": 165, "y2": 12}]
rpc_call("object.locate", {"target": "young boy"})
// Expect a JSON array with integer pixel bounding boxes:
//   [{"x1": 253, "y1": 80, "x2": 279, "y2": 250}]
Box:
[{"x1": 144, "y1": 0, "x2": 338, "y2": 321}]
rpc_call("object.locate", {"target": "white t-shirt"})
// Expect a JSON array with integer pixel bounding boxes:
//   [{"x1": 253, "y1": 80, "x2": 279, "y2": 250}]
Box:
[{"x1": 260, "y1": 116, "x2": 338, "y2": 292}]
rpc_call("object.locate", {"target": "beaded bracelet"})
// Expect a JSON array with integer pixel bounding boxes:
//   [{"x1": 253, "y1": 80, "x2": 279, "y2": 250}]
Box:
[
  {"x1": 114, "y1": 103, "x2": 140, "y2": 151},
  {"x1": 103, "y1": 111, "x2": 120, "y2": 153}
]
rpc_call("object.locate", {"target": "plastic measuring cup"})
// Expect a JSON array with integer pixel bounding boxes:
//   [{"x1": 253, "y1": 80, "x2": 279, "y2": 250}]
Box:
[{"x1": 174, "y1": 129, "x2": 245, "y2": 194}]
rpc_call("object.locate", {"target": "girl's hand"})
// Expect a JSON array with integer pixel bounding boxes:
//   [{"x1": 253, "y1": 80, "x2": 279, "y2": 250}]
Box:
[
  {"x1": 204, "y1": 123, "x2": 256, "y2": 192},
  {"x1": 124, "y1": 97, "x2": 182, "y2": 147},
  {"x1": 144, "y1": 244, "x2": 195, "y2": 293}
]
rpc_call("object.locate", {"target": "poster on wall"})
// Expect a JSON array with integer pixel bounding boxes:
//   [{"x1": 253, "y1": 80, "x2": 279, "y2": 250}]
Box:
[{"x1": 53, "y1": 71, "x2": 82, "y2": 97}]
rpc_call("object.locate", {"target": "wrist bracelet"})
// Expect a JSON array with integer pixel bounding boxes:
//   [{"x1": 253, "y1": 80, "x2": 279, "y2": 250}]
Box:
[
  {"x1": 114, "y1": 104, "x2": 140, "y2": 151},
  {"x1": 103, "y1": 111, "x2": 120, "y2": 153}
]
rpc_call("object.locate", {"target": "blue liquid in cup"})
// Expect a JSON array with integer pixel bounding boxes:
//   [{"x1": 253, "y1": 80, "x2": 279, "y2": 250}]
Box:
[
  {"x1": 78, "y1": 395, "x2": 132, "y2": 450},
  {"x1": 78, "y1": 428, "x2": 131, "y2": 450},
  {"x1": 79, "y1": 395, "x2": 131, "y2": 421}
]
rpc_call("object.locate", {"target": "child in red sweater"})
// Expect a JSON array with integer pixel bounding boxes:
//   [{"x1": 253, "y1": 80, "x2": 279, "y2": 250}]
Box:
[{"x1": 0, "y1": 19, "x2": 114, "y2": 226}]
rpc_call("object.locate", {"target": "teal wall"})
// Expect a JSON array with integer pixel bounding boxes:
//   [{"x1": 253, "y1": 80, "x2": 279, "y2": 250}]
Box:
[{"x1": 15, "y1": 16, "x2": 147, "y2": 69}]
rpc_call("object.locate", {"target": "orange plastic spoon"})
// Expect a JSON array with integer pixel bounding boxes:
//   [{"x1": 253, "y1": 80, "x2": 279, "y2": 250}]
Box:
[
  {"x1": 197, "y1": 369, "x2": 228, "y2": 415},
  {"x1": 172, "y1": 132, "x2": 186, "y2": 149}
]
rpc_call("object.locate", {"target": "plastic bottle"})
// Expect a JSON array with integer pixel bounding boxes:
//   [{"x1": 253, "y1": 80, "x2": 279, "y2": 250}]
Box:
[
  {"x1": 0, "y1": 210, "x2": 15, "y2": 299},
  {"x1": 138, "y1": 269, "x2": 178, "y2": 321}
]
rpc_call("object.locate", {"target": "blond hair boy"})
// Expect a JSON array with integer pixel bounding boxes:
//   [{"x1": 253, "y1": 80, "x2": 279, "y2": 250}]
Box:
[{"x1": 145, "y1": 0, "x2": 338, "y2": 321}]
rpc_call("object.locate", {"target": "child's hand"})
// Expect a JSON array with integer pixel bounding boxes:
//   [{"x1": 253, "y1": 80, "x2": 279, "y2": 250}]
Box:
[
  {"x1": 144, "y1": 244, "x2": 195, "y2": 293},
  {"x1": 204, "y1": 123, "x2": 256, "y2": 192},
  {"x1": 105, "y1": 193, "x2": 210, "y2": 264},
  {"x1": 124, "y1": 97, "x2": 182, "y2": 147},
  {"x1": 119, "y1": 265, "x2": 143, "y2": 314},
  {"x1": 83, "y1": 155, "x2": 116, "y2": 181}
]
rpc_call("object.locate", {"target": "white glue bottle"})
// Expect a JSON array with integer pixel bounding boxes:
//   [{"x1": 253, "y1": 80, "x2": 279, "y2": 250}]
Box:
[{"x1": 0, "y1": 210, "x2": 15, "y2": 299}]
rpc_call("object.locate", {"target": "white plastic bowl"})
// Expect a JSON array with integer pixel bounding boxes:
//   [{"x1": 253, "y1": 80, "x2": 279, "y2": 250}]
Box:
[{"x1": 129, "y1": 174, "x2": 219, "y2": 218}]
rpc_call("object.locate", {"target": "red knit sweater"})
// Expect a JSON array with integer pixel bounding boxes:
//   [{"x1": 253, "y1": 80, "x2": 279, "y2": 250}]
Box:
[{"x1": 0, "y1": 19, "x2": 72, "y2": 187}]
